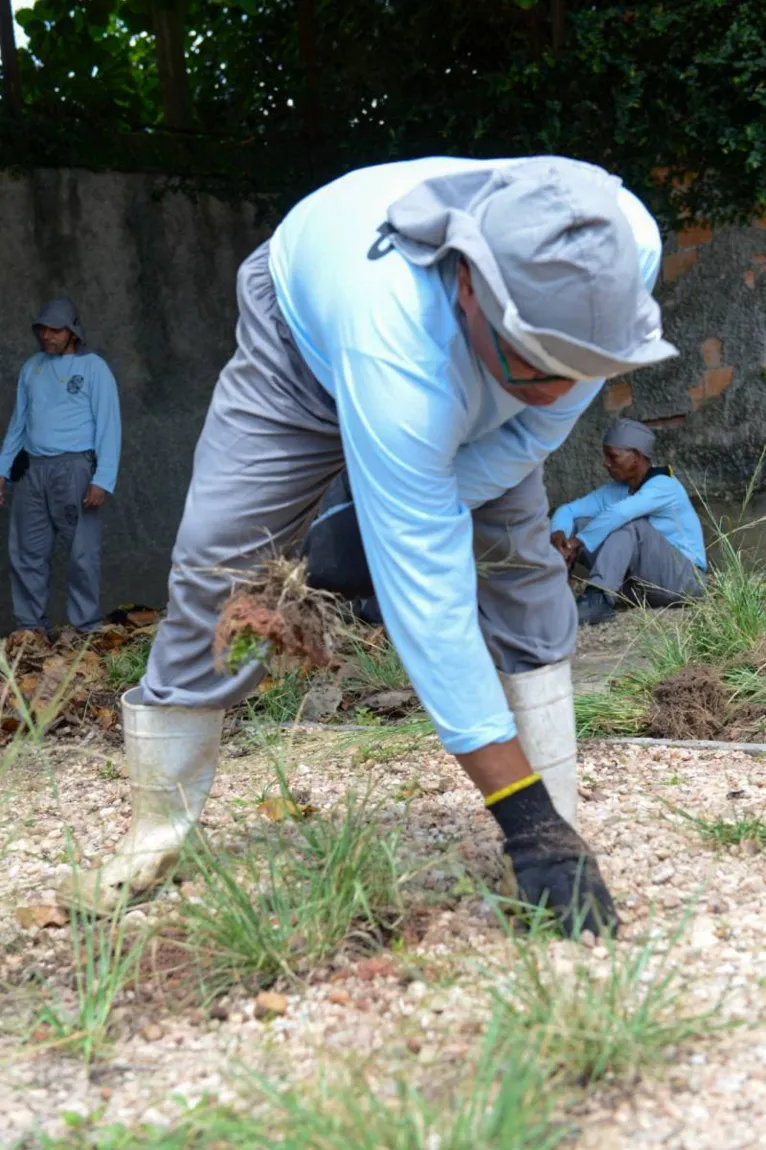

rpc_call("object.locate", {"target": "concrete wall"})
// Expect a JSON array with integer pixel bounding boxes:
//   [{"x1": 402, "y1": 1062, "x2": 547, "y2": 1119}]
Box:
[{"x1": 0, "y1": 168, "x2": 764, "y2": 630}]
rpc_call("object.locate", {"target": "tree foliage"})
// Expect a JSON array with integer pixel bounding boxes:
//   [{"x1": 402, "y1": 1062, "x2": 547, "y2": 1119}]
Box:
[{"x1": 0, "y1": 0, "x2": 764, "y2": 227}]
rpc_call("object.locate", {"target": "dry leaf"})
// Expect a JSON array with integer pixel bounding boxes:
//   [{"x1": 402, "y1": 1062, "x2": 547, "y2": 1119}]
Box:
[
  {"x1": 15, "y1": 905, "x2": 69, "y2": 929},
  {"x1": 41, "y1": 654, "x2": 71, "y2": 677},
  {"x1": 257, "y1": 797, "x2": 315, "y2": 822},
  {"x1": 5, "y1": 629, "x2": 49, "y2": 657},
  {"x1": 17, "y1": 673, "x2": 41, "y2": 697},
  {"x1": 126, "y1": 609, "x2": 159, "y2": 627},
  {"x1": 78, "y1": 650, "x2": 104, "y2": 680},
  {"x1": 94, "y1": 706, "x2": 117, "y2": 731},
  {"x1": 254, "y1": 990, "x2": 288, "y2": 1017},
  {"x1": 90, "y1": 626, "x2": 130, "y2": 651}
]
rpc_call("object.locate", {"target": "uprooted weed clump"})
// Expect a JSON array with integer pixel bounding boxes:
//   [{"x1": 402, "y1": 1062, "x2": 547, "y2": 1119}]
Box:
[
  {"x1": 214, "y1": 558, "x2": 341, "y2": 674},
  {"x1": 647, "y1": 666, "x2": 730, "y2": 741},
  {"x1": 646, "y1": 664, "x2": 765, "y2": 742}
]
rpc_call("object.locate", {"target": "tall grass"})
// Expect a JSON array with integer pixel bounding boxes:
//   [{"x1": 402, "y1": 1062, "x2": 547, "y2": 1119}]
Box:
[
  {"x1": 575, "y1": 682, "x2": 649, "y2": 739},
  {"x1": 0, "y1": 645, "x2": 147, "y2": 1067},
  {"x1": 242, "y1": 1014, "x2": 567, "y2": 1150},
  {"x1": 180, "y1": 773, "x2": 407, "y2": 998},
  {"x1": 491, "y1": 911, "x2": 724, "y2": 1086},
  {"x1": 338, "y1": 626, "x2": 410, "y2": 694},
  {"x1": 31, "y1": 915, "x2": 722, "y2": 1150},
  {"x1": 643, "y1": 544, "x2": 765, "y2": 677},
  {"x1": 244, "y1": 667, "x2": 314, "y2": 724},
  {"x1": 25, "y1": 895, "x2": 142, "y2": 1064}
]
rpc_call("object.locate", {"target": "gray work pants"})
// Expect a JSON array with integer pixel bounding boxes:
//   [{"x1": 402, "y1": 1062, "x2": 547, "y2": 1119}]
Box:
[
  {"x1": 575, "y1": 516, "x2": 705, "y2": 606},
  {"x1": 9, "y1": 451, "x2": 102, "y2": 632},
  {"x1": 141, "y1": 241, "x2": 575, "y2": 708}
]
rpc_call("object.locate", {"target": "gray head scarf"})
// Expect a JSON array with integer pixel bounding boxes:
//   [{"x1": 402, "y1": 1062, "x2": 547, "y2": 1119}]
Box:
[
  {"x1": 32, "y1": 298, "x2": 87, "y2": 351},
  {"x1": 603, "y1": 418, "x2": 656, "y2": 459},
  {"x1": 385, "y1": 156, "x2": 678, "y2": 381}
]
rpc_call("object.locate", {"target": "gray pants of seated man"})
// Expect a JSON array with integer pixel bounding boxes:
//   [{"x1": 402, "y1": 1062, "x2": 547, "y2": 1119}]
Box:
[
  {"x1": 9, "y1": 451, "x2": 102, "y2": 632},
  {"x1": 574, "y1": 516, "x2": 705, "y2": 606},
  {"x1": 140, "y1": 240, "x2": 577, "y2": 709}
]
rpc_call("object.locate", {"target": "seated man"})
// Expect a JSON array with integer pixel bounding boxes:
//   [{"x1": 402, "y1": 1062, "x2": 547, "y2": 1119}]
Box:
[{"x1": 551, "y1": 418, "x2": 706, "y2": 625}]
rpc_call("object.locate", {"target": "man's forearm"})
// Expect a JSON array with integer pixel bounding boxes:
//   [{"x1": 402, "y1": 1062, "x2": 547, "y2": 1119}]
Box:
[{"x1": 457, "y1": 736, "x2": 534, "y2": 797}]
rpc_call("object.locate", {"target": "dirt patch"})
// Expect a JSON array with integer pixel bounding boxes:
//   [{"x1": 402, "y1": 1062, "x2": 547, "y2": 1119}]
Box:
[
  {"x1": 133, "y1": 927, "x2": 207, "y2": 1012},
  {"x1": 647, "y1": 666, "x2": 729, "y2": 741},
  {"x1": 726, "y1": 704, "x2": 766, "y2": 743},
  {"x1": 647, "y1": 664, "x2": 766, "y2": 742}
]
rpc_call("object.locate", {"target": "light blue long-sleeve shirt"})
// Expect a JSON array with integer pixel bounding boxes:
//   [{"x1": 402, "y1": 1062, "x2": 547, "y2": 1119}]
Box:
[
  {"x1": 0, "y1": 351, "x2": 121, "y2": 493},
  {"x1": 550, "y1": 473, "x2": 707, "y2": 570},
  {"x1": 269, "y1": 157, "x2": 663, "y2": 753}
]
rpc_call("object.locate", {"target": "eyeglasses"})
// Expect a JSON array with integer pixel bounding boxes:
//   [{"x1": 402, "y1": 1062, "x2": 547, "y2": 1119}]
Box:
[{"x1": 488, "y1": 319, "x2": 565, "y2": 388}]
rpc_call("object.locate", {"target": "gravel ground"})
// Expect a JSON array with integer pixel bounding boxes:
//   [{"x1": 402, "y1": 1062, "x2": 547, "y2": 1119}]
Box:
[
  {"x1": 572, "y1": 607, "x2": 651, "y2": 691},
  {"x1": 1, "y1": 727, "x2": 766, "y2": 1148}
]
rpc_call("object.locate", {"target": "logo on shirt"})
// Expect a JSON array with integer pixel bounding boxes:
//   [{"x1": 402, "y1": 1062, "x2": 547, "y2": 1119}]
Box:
[{"x1": 67, "y1": 374, "x2": 84, "y2": 394}]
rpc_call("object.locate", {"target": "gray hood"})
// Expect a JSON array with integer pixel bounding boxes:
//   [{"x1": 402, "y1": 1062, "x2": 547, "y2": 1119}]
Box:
[
  {"x1": 33, "y1": 298, "x2": 87, "y2": 352},
  {"x1": 604, "y1": 418, "x2": 656, "y2": 459},
  {"x1": 385, "y1": 156, "x2": 678, "y2": 381}
]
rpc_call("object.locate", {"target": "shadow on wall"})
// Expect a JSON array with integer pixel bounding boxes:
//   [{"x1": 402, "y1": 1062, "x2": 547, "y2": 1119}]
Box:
[
  {"x1": 0, "y1": 168, "x2": 274, "y2": 632},
  {"x1": 0, "y1": 169, "x2": 765, "y2": 630}
]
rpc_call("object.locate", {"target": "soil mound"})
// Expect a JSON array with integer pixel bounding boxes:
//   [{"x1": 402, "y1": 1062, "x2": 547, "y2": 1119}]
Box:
[
  {"x1": 647, "y1": 666, "x2": 728, "y2": 741},
  {"x1": 647, "y1": 661, "x2": 766, "y2": 742}
]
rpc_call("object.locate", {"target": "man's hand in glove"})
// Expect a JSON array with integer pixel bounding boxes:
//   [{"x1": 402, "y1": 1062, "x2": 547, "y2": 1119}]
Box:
[{"x1": 500, "y1": 776, "x2": 618, "y2": 937}]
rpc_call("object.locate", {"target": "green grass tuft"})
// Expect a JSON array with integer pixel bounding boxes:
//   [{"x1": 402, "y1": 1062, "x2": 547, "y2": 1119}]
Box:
[
  {"x1": 244, "y1": 667, "x2": 315, "y2": 724},
  {"x1": 490, "y1": 911, "x2": 726, "y2": 1087},
  {"x1": 103, "y1": 635, "x2": 153, "y2": 691},
  {"x1": 24, "y1": 895, "x2": 142, "y2": 1065},
  {"x1": 575, "y1": 682, "x2": 649, "y2": 739},
  {"x1": 339, "y1": 626, "x2": 410, "y2": 694},
  {"x1": 669, "y1": 805, "x2": 766, "y2": 848},
  {"x1": 180, "y1": 777, "x2": 407, "y2": 998}
]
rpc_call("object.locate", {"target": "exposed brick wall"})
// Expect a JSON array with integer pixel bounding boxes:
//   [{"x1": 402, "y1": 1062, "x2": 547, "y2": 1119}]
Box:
[
  {"x1": 546, "y1": 208, "x2": 766, "y2": 506},
  {"x1": 604, "y1": 380, "x2": 633, "y2": 412},
  {"x1": 662, "y1": 248, "x2": 698, "y2": 283},
  {"x1": 602, "y1": 215, "x2": 765, "y2": 425}
]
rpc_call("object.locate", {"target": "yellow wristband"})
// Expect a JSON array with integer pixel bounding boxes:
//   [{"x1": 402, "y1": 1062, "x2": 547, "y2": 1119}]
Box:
[{"x1": 484, "y1": 773, "x2": 541, "y2": 808}]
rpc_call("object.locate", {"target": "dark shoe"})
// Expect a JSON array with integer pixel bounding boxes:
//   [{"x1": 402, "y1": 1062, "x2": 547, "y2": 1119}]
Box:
[{"x1": 576, "y1": 587, "x2": 615, "y2": 626}]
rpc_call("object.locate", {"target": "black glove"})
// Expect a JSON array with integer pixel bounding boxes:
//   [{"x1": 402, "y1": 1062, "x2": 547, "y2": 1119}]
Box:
[{"x1": 501, "y1": 779, "x2": 618, "y2": 937}]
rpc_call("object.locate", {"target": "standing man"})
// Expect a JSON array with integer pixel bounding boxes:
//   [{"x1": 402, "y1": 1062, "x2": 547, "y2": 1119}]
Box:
[
  {"x1": 59, "y1": 157, "x2": 677, "y2": 933},
  {"x1": 0, "y1": 299, "x2": 121, "y2": 636},
  {"x1": 551, "y1": 418, "x2": 706, "y2": 625}
]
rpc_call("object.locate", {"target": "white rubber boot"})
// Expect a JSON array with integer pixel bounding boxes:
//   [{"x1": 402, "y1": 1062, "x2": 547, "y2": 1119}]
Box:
[
  {"x1": 500, "y1": 660, "x2": 578, "y2": 829},
  {"x1": 57, "y1": 687, "x2": 224, "y2": 914}
]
